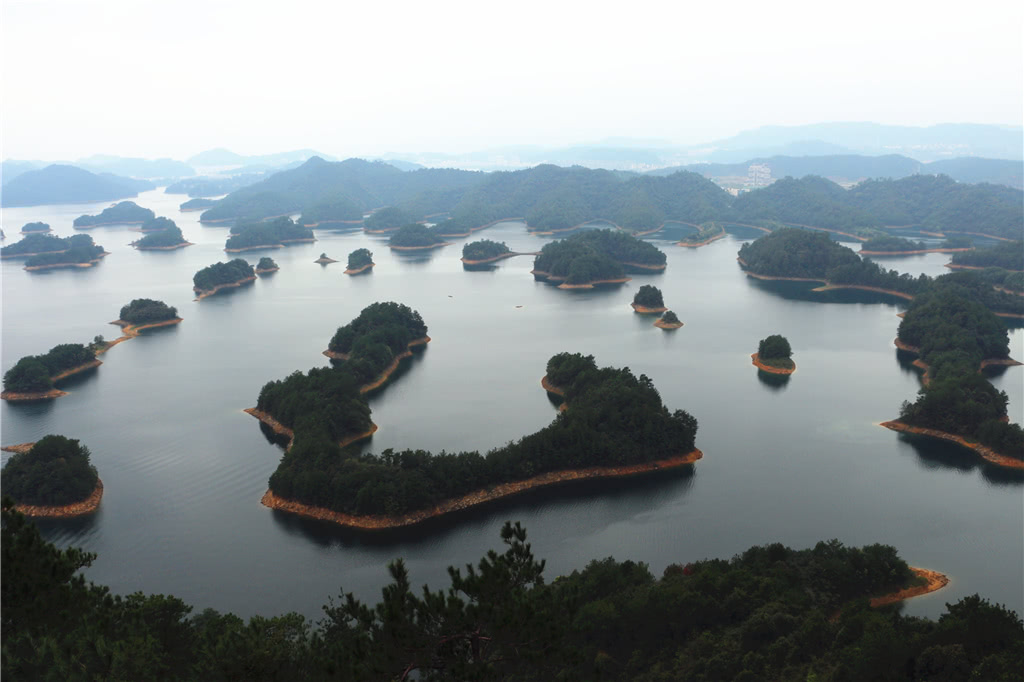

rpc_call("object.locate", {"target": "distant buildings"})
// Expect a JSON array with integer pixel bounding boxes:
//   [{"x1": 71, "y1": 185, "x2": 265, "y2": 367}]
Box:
[{"x1": 747, "y1": 164, "x2": 772, "y2": 187}]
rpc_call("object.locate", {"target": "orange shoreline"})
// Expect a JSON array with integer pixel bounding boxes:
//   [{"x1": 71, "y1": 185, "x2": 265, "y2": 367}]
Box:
[
  {"x1": 95, "y1": 318, "x2": 183, "y2": 353},
  {"x1": 314, "y1": 257, "x2": 338, "y2": 264},
  {"x1": 133, "y1": 242, "x2": 194, "y2": 251},
  {"x1": 678, "y1": 231, "x2": 726, "y2": 248},
  {"x1": 946, "y1": 263, "x2": 1024, "y2": 273},
  {"x1": 620, "y1": 261, "x2": 668, "y2": 271},
  {"x1": 225, "y1": 244, "x2": 284, "y2": 253},
  {"x1": 24, "y1": 252, "x2": 110, "y2": 271},
  {"x1": 1, "y1": 358, "x2": 104, "y2": 401},
  {"x1": 389, "y1": 242, "x2": 451, "y2": 251},
  {"x1": 323, "y1": 337, "x2": 431, "y2": 393},
  {"x1": 260, "y1": 449, "x2": 703, "y2": 530},
  {"x1": 751, "y1": 353, "x2": 795, "y2": 375},
  {"x1": 654, "y1": 318, "x2": 684, "y2": 329},
  {"x1": 13, "y1": 480, "x2": 104, "y2": 518},
  {"x1": 880, "y1": 420, "x2": 1024, "y2": 469},
  {"x1": 859, "y1": 247, "x2": 971, "y2": 256},
  {"x1": 255, "y1": 266, "x2": 279, "y2": 274},
  {"x1": 631, "y1": 303, "x2": 667, "y2": 314},
  {"x1": 74, "y1": 220, "x2": 146, "y2": 229},
  {"x1": 243, "y1": 408, "x2": 378, "y2": 451},
  {"x1": 344, "y1": 262, "x2": 374, "y2": 275},
  {"x1": 870, "y1": 567, "x2": 950, "y2": 607},
  {"x1": 893, "y1": 337, "x2": 1020, "y2": 386},
  {"x1": 461, "y1": 252, "x2": 533, "y2": 265},
  {"x1": 194, "y1": 276, "x2": 257, "y2": 300},
  {"x1": 1, "y1": 442, "x2": 36, "y2": 454}
]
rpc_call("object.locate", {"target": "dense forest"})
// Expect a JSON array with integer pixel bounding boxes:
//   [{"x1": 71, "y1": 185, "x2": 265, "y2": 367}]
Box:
[
  {"x1": 3, "y1": 343, "x2": 97, "y2": 394},
  {"x1": 462, "y1": 239, "x2": 510, "y2": 261},
  {"x1": 2, "y1": 232, "x2": 95, "y2": 258},
  {"x1": 73, "y1": 201, "x2": 155, "y2": 227},
  {"x1": 950, "y1": 240, "x2": 1023, "y2": 270},
  {"x1": 20, "y1": 221, "x2": 50, "y2": 233},
  {"x1": 267, "y1": 352, "x2": 698, "y2": 517},
  {"x1": 140, "y1": 216, "x2": 178, "y2": 233},
  {"x1": 895, "y1": 287, "x2": 1022, "y2": 459},
  {"x1": 7, "y1": 498, "x2": 1021, "y2": 680},
  {"x1": 118, "y1": 299, "x2": 178, "y2": 325},
  {"x1": 757, "y1": 335, "x2": 795, "y2": 370},
  {"x1": 1, "y1": 436, "x2": 98, "y2": 506},
  {"x1": 364, "y1": 206, "x2": 414, "y2": 231},
  {"x1": 25, "y1": 241, "x2": 106, "y2": 268},
  {"x1": 677, "y1": 221, "x2": 725, "y2": 245},
  {"x1": 346, "y1": 248, "x2": 373, "y2": 269},
  {"x1": 533, "y1": 229, "x2": 666, "y2": 285},
  {"x1": 192, "y1": 259, "x2": 255, "y2": 293},
  {"x1": 326, "y1": 302, "x2": 428, "y2": 382},
  {"x1": 388, "y1": 223, "x2": 447, "y2": 248},
  {"x1": 179, "y1": 198, "x2": 217, "y2": 211},
  {"x1": 660, "y1": 310, "x2": 681, "y2": 325},
  {"x1": 225, "y1": 217, "x2": 314, "y2": 250},
  {"x1": 633, "y1": 284, "x2": 665, "y2": 308},
  {"x1": 256, "y1": 256, "x2": 278, "y2": 272},
  {"x1": 859, "y1": 234, "x2": 932, "y2": 252},
  {"x1": 134, "y1": 224, "x2": 188, "y2": 248},
  {"x1": 299, "y1": 198, "x2": 363, "y2": 226}
]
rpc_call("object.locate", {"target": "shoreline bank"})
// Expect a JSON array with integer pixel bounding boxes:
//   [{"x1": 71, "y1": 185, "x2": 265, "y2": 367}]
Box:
[
  {"x1": 870, "y1": 567, "x2": 950, "y2": 607},
  {"x1": 243, "y1": 408, "x2": 378, "y2": 451},
  {"x1": 13, "y1": 480, "x2": 104, "y2": 518},
  {"x1": 194, "y1": 276, "x2": 257, "y2": 300},
  {"x1": 751, "y1": 353, "x2": 795, "y2": 375},
  {"x1": 323, "y1": 337, "x2": 431, "y2": 393},
  {"x1": 344, "y1": 262, "x2": 374, "y2": 275},
  {"x1": 631, "y1": 303, "x2": 668, "y2": 314},
  {"x1": 879, "y1": 420, "x2": 1024, "y2": 470}
]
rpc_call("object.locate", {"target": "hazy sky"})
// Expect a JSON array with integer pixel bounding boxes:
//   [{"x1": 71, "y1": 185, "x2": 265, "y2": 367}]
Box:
[{"x1": 2, "y1": 0, "x2": 1022, "y2": 160}]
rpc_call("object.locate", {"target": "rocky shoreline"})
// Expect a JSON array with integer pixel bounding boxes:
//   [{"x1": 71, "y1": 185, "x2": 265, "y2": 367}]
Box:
[
  {"x1": 879, "y1": 420, "x2": 1024, "y2": 470},
  {"x1": 751, "y1": 353, "x2": 795, "y2": 375},
  {"x1": 13, "y1": 480, "x2": 104, "y2": 518},
  {"x1": 323, "y1": 337, "x2": 431, "y2": 393},
  {"x1": 194, "y1": 276, "x2": 257, "y2": 300}
]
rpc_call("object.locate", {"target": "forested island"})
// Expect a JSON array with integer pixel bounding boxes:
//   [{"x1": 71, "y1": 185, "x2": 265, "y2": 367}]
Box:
[
  {"x1": 261, "y1": 351, "x2": 699, "y2": 527},
  {"x1": 632, "y1": 284, "x2": 667, "y2": 313},
  {"x1": 192, "y1": 259, "x2": 256, "y2": 299},
  {"x1": 884, "y1": 286, "x2": 1023, "y2": 466},
  {"x1": 20, "y1": 221, "x2": 51, "y2": 233},
  {"x1": 139, "y1": 216, "x2": 177, "y2": 233},
  {"x1": 255, "y1": 256, "x2": 279, "y2": 274},
  {"x1": 0, "y1": 436, "x2": 102, "y2": 515},
  {"x1": 949, "y1": 239, "x2": 1023, "y2": 271},
  {"x1": 314, "y1": 252, "x2": 337, "y2": 264},
  {"x1": 224, "y1": 217, "x2": 315, "y2": 252},
  {"x1": 532, "y1": 229, "x2": 666, "y2": 288},
  {"x1": 388, "y1": 223, "x2": 449, "y2": 250},
  {"x1": 323, "y1": 302, "x2": 430, "y2": 389},
  {"x1": 73, "y1": 201, "x2": 155, "y2": 228},
  {"x1": 10, "y1": 501, "x2": 1020, "y2": 681},
  {"x1": 461, "y1": 239, "x2": 519, "y2": 265},
  {"x1": 23, "y1": 235, "x2": 108, "y2": 271},
  {"x1": 655, "y1": 310, "x2": 683, "y2": 329},
  {"x1": 859, "y1": 234, "x2": 973, "y2": 255},
  {"x1": 364, "y1": 206, "x2": 414, "y2": 232},
  {"x1": 2, "y1": 343, "x2": 100, "y2": 400},
  {"x1": 132, "y1": 224, "x2": 191, "y2": 250},
  {"x1": 344, "y1": 248, "x2": 374, "y2": 274},
  {"x1": 299, "y1": 198, "x2": 362, "y2": 226},
  {"x1": 179, "y1": 198, "x2": 217, "y2": 212},
  {"x1": 2, "y1": 232, "x2": 98, "y2": 259},
  {"x1": 677, "y1": 221, "x2": 726, "y2": 247},
  {"x1": 752, "y1": 335, "x2": 796, "y2": 374}
]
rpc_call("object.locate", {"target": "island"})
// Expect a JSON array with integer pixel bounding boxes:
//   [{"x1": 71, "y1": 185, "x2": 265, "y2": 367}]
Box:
[
  {"x1": 255, "y1": 256, "x2": 279, "y2": 274},
  {"x1": 632, "y1": 284, "x2": 667, "y2": 313},
  {"x1": 323, "y1": 302, "x2": 430, "y2": 392},
  {"x1": 461, "y1": 239, "x2": 520, "y2": 265},
  {"x1": 138, "y1": 216, "x2": 177, "y2": 233},
  {"x1": 24, "y1": 237, "x2": 108, "y2": 271},
  {"x1": 655, "y1": 310, "x2": 683, "y2": 329},
  {"x1": 73, "y1": 201, "x2": 155, "y2": 228},
  {"x1": 948, "y1": 239, "x2": 1023, "y2": 271},
  {"x1": 677, "y1": 221, "x2": 726, "y2": 248},
  {"x1": 2, "y1": 232, "x2": 91, "y2": 259},
  {"x1": 99, "y1": 299, "x2": 183, "y2": 350},
  {"x1": 299, "y1": 198, "x2": 362, "y2": 227},
  {"x1": 532, "y1": 229, "x2": 665, "y2": 289},
  {"x1": 858, "y1": 234, "x2": 973, "y2": 255},
  {"x1": 260, "y1": 351, "x2": 700, "y2": 529},
  {"x1": 225, "y1": 217, "x2": 315, "y2": 252},
  {"x1": 20, "y1": 222, "x2": 51, "y2": 233},
  {"x1": 752, "y1": 334, "x2": 796, "y2": 374},
  {"x1": 883, "y1": 287, "x2": 1023, "y2": 468},
  {"x1": 388, "y1": 223, "x2": 450, "y2": 251},
  {"x1": 193, "y1": 259, "x2": 256, "y2": 299},
  {"x1": 179, "y1": 198, "x2": 218, "y2": 212},
  {"x1": 364, "y1": 206, "x2": 415, "y2": 233},
  {"x1": 131, "y1": 224, "x2": 191, "y2": 250},
  {"x1": 314, "y1": 252, "x2": 338, "y2": 264},
  {"x1": 344, "y1": 248, "x2": 374, "y2": 274},
  {"x1": 2, "y1": 343, "x2": 100, "y2": 401},
  {"x1": 0, "y1": 435, "x2": 102, "y2": 516}
]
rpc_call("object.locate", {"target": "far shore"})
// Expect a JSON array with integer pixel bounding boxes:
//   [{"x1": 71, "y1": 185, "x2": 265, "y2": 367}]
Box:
[
  {"x1": 24, "y1": 252, "x2": 110, "y2": 271},
  {"x1": 946, "y1": 263, "x2": 1024, "y2": 273},
  {"x1": 678, "y1": 231, "x2": 726, "y2": 248},
  {"x1": 631, "y1": 303, "x2": 667, "y2": 314},
  {"x1": 261, "y1": 448, "x2": 704, "y2": 531},
  {"x1": 389, "y1": 242, "x2": 451, "y2": 251},
  {"x1": 194, "y1": 276, "x2": 257, "y2": 300},
  {"x1": 654, "y1": 318, "x2": 684, "y2": 329},
  {"x1": 224, "y1": 243, "x2": 284, "y2": 253},
  {"x1": 243, "y1": 408, "x2": 378, "y2": 451},
  {"x1": 323, "y1": 337, "x2": 431, "y2": 393},
  {"x1": 13, "y1": 479, "x2": 104, "y2": 518},
  {"x1": 133, "y1": 242, "x2": 193, "y2": 251},
  {"x1": 879, "y1": 420, "x2": 1024, "y2": 470},
  {"x1": 859, "y1": 247, "x2": 971, "y2": 256},
  {"x1": 461, "y1": 252, "x2": 536, "y2": 265},
  {"x1": 74, "y1": 220, "x2": 146, "y2": 229},
  {"x1": 870, "y1": 567, "x2": 950, "y2": 607},
  {"x1": 344, "y1": 262, "x2": 374, "y2": 275},
  {"x1": 751, "y1": 353, "x2": 795, "y2": 375}
]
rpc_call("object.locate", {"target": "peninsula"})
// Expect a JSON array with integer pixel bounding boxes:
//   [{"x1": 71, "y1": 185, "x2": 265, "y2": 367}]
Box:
[
  {"x1": 193, "y1": 259, "x2": 256, "y2": 299},
  {"x1": 344, "y1": 248, "x2": 374, "y2": 274},
  {"x1": 677, "y1": 222, "x2": 726, "y2": 248},
  {"x1": 179, "y1": 198, "x2": 217, "y2": 212},
  {"x1": 0, "y1": 435, "x2": 103, "y2": 517},
  {"x1": 2, "y1": 343, "x2": 101, "y2": 401},
  {"x1": 97, "y1": 299, "x2": 183, "y2": 351},
  {"x1": 323, "y1": 302, "x2": 430, "y2": 392},
  {"x1": 225, "y1": 217, "x2": 315, "y2": 252}
]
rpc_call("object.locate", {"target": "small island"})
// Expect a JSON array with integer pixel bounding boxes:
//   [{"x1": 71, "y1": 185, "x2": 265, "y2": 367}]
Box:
[
  {"x1": 314, "y1": 252, "x2": 338, "y2": 264},
  {"x1": 0, "y1": 435, "x2": 103, "y2": 517},
  {"x1": 225, "y1": 217, "x2": 315, "y2": 252},
  {"x1": 752, "y1": 334, "x2": 795, "y2": 374},
  {"x1": 655, "y1": 310, "x2": 683, "y2": 329},
  {"x1": 2, "y1": 343, "x2": 101, "y2": 401},
  {"x1": 131, "y1": 223, "x2": 192, "y2": 250},
  {"x1": 388, "y1": 223, "x2": 450, "y2": 251},
  {"x1": 193, "y1": 259, "x2": 256, "y2": 299},
  {"x1": 73, "y1": 201, "x2": 155, "y2": 229},
  {"x1": 533, "y1": 230, "x2": 665, "y2": 289},
  {"x1": 364, "y1": 206, "x2": 415, "y2": 233},
  {"x1": 2, "y1": 232, "x2": 96, "y2": 260},
  {"x1": 947, "y1": 239, "x2": 1023, "y2": 271},
  {"x1": 101, "y1": 299, "x2": 183, "y2": 350},
  {"x1": 299, "y1": 198, "x2": 362, "y2": 227},
  {"x1": 344, "y1": 248, "x2": 374, "y2": 275},
  {"x1": 632, "y1": 284, "x2": 667, "y2": 313},
  {"x1": 24, "y1": 235, "x2": 108, "y2": 271},
  {"x1": 858, "y1": 234, "x2": 973, "y2": 256},
  {"x1": 324, "y1": 302, "x2": 430, "y2": 392},
  {"x1": 461, "y1": 239, "x2": 516, "y2": 265},
  {"x1": 20, "y1": 221, "x2": 51, "y2": 233},
  {"x1": 179, "y1": 198, "x2": 218, "y2": 212},
  {"x1": 255, "y1": 256, "x2": 279, "y2": 274},
  {"x1": 677, "y1": 221, "x2": 725, "y2": 248}
]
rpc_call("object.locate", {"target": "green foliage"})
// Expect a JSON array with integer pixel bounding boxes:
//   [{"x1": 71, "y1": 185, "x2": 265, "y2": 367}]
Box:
[
  {"x1": 1, "y1": 436, "x2": 98, "y2": 506},
  {"x1": 134, "y1": 224, "x2": 187, "y2": 248},
  {"x1": 364, "y1": 205, "x2": 414, "y2": 230},
  {"x1": 951, "y1": 240, "x2": 1023, "y2": 270},
  {"x1": 758, "y1": 335, "x2": 792, "y2": 360},
  {"x1": 661, "y1": 310, "x2": 681, "y2": 324},
  {"x1": 2, "y1": 232, "x2": 96, "y2": 258},
  {"x1": 24, "y1": 244, "x2": 105, "y2": 268},
  {"x1": 20, "y1": 222, "x2": 50, "y2": 232},
  {"x1": 256, "y1": 256, "x2": 278, "y2": 271},
  {"x1": 346, "y1": 248, "x2": 373, "y2": 269},
  {"x1": 633, "y1": 284, "x2": 665, "y2": 308},
  {"x1": 299, "y1": 197, "x2": 362, "y2": 225},
  {"x1": 140, "y1": 216, "x2": 178, "y2": 233},
  {"x1": 179, "y1": 197, "x2": 217, "y2": 210},
  {"x1": 388, "y1": 223, "x2": 446, "y2": 247},
  {"x1": 860, "y1": 234, "x2": 928, "y2": 252},
  {"x1": 257, "y1": 367, "x2": 371, "y2": 444},
  {"x1": 3, "y1": 343, "x2": 96, "y2": 392},
  {"x1": 119, "y1": 299, "x2": 178, "y2": 324},
  {"x1": 192, "y1": 259, "x2": 255, "y2": 292},
  {"x1": 534, "y1": 229, "x2": 665, "y2": 284},
  {"x1": 225, "y1": 217, "x2": 313, "y2": 250},
  {"x1": 462, "y1": 240, "x2": 510, "y2": 260},
  {"x1": 677, "y1": 221, "x2": 725, "y2": 244},
  {"x1": 734, "y1": 175, "x2": 879, "y2": 231},
  {"x1": 73, "y1": 201, "x2": 154, "y2": 227}
]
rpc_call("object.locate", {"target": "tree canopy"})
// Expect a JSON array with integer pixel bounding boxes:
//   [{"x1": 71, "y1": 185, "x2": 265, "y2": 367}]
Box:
[
  {"x1": 119, "y1": 299, "x2": 178, "y2": 324},
  {"x1": 225, "y1": 217, "x2": 313, "y2": 250},
  {"x1": 1, "y1": 436, "x2": 99, "y2": 506},
  {"x1": 73, "y1": 201, "x2": 154, "y2": 227},
  {"x1": 633, "y1": 284, "x2": 665, "y2": 308},
  {"x1": 134, "y1": 225, "x2": 187, "y2": 248},
  {"x1": 20, "y1": 222, "x2": 50, "y2": 233},
  {"x1": 3, "y1": 343, "x2": 97, "y2": 393},
  {"x1": 192, "y1": 259, "x2": 255, "y2": 292},
  {"x1": 388, "y1": 223, "x2": 447, "y2": 247},
  {"x1": 346, "y1": 248, "x2": 373, "y2": 269},
  {"x1": 758, "y1": 335, "x2": 792, "y2": 360},
  {"x1": 951, "y1": 240, "x2": 1023, "y2": 270},
  {"x1": 462, "y1": 240, "x2": 510, "y2": 261}
]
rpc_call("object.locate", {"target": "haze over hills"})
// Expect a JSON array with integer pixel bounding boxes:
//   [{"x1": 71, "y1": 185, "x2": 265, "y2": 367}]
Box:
[
  {"x1": 186, "y1": 148, "x2": 335, "y2": 169},
  {"x1": 0, "y1": 165, "x2": 155, "y2": 207}
]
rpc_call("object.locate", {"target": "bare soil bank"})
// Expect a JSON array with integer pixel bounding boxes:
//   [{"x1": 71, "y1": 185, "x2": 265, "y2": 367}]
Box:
[
  {"x1": 389, "y1": 242, "x2": 451, "y2": 251},
  {"x1": 194, "y1": 276, "x2": 257, "y2": 300},
  {"x1": 24, "y1": 252, "x2": 110, "y2": 271},
  {"x1": 344, "y1": 263, "x2": 374, "y2": 275},
  {"x1": 654, "y1": 319, "x2": 684, "y2": 329},
  {"x1": 460, "y1": 252, "x2": 535, "y2": 265},
  {"x1": 870, "y1": 567, "x2": 950, "y2": 607},
  {"x1": 859, "y1": 247, "x2": 970, "y2": 256},
  {"x1": 880, "y1": 420, "x2": 1024, "y2": 469},
  {"x1": 631, "y1": 303, "x2": 668, "y2": 314},
  {"x1": 1, "y1": 442, "x2": 37, "y2": 454},
  {"x1": 678, "y1": 232, "x2": 726, "y2": 248},
  {"x1": 314, "y1": 257, "x2": 338, "y2": 264},
  {"x1": 14, "y1": 480, "x2": 104, "y2": 518},
  {"x1": 751, "y1": 353, "x2": 795, "y2": 375},
  {"x1": 133, "y1": 242, "x2": 193, "y2": 251},
  {"x1": 243, "y1": 408, "x2": 378, "y2": 451},
  {"x1": 322, "y1": 337, "x2": 431, "y2": 393}
]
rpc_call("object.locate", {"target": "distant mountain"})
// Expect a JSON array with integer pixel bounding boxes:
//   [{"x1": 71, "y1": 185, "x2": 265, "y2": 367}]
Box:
[
  {"x1": 1, "y1": 164, "x2": 155, "y2": 208},
  {"x1": 376, "y1": 158, "x2": 425, "y2": 171},
  {"x1": 187, "y1": 148, "x2": 335, "y2": 169},
  {"x1": 1, "y1": 160, "x2": 42, "y2": 185},
  {"x1": 76, "y1": 155, "x2": 195, "y2": 179}
]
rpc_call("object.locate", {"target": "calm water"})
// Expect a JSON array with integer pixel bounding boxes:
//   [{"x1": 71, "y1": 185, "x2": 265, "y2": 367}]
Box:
[{"x1": 2, "y1": 189, "x2": 1022, "y2": 622}]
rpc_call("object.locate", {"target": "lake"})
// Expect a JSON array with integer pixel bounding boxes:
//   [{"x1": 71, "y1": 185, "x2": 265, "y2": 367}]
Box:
[{"x1": 2, "y1": 189, "x2": 1021, "y2": 622}]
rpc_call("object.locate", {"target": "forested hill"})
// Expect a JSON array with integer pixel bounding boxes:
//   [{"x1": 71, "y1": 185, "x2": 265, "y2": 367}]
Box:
[
  {"x1": 199, "y1": 157, "x2": 484, "y2": 222},
  {"x1": 1, "y1": 164, "x2": 155, "y2": 208}
]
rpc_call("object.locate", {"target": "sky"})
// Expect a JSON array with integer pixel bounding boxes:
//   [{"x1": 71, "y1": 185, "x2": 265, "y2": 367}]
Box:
[{"x1": 2, "y1": 0, "x2": 1022, "y2": 161}]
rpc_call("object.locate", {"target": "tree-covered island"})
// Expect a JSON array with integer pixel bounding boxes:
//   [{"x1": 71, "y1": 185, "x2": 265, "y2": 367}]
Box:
[
  {"x1": 677, "y1": 221, "x2": 726, "y2": 247},
  {"x1": 260, "y1": 350, "x2": 699, "y2": 526},
  {"x1": 107, "y1": 299, "x2": 182, "y2": 341},
  {"x1": 632, "y1": 284, "x2": 667, "y2": 313},
  {"x1": 949, "y1": 239, "x2": 1023, "y2": 271},
  {"x1": 655, "y1": 310, "x2": 683, "y2": 329},
  {"x1": 388, "y1": 223, "x2": 450, "y2": 250},
  {"x1": 1, "y1": 436, "x2": 102, "y2": 515},
  {"x1": 461, "y1": 239, "x2": 515, "y2": 264},
  {"x1": 858, "y1": 234, "x2": 973, "y2": 255},
  {"x1": 752, "y1": 335, "x2": 796, "y2": 374},
  {"x1": 2, "y1": 343, "x2": 100, "y2": 400},
  {"x1": 255, "y1": 256, "x2": 279, "y2": 273},
  {"x1": 23, "y1": 235, "x2": 107, "y2": 271},
  {"x1": 2, "y1": 233, "x2": 96, "y2": 259},
  {"x1": 131, "y1": 224, "x2": 191, "y2": 250},
  {"x1": 323, "y1": 302, "x2": 430, "y2": 390},
  {"x1": 192, "y1": 259, "x2": 256, "y2": 299},
  {"x1": 178, "y1": 197, "x2": 217, "y2": 212},
  {"x1": 73, "y1": 201, "x2": 155, "y2": 228},
  {"x1": 532, "y1": 229, "x2": 666, "y2": 288},
  {"x1": 344, "y1": 248, "x2": 374, "y2": 274},
  {"x1": 20, "y1": 221, "x2": 51, "y2": 233},
  {"x1": 224, "y1": 217, "x2": 315, "y2": 252},
  {"x1": 139, "y1": 216, "x2": 178, "y2": 233},
  {"x1": 364, "y1": 206, "x2": 415, "y2": 233}
]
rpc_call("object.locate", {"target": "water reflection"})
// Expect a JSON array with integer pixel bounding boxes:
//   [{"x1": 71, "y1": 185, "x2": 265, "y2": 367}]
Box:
[
  {"x1": 897, "y1": 434, "x2": 1024, "y2": 486},
  {"x1": 756, "y1": 370, "x2": 790, "y2": 391}
]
